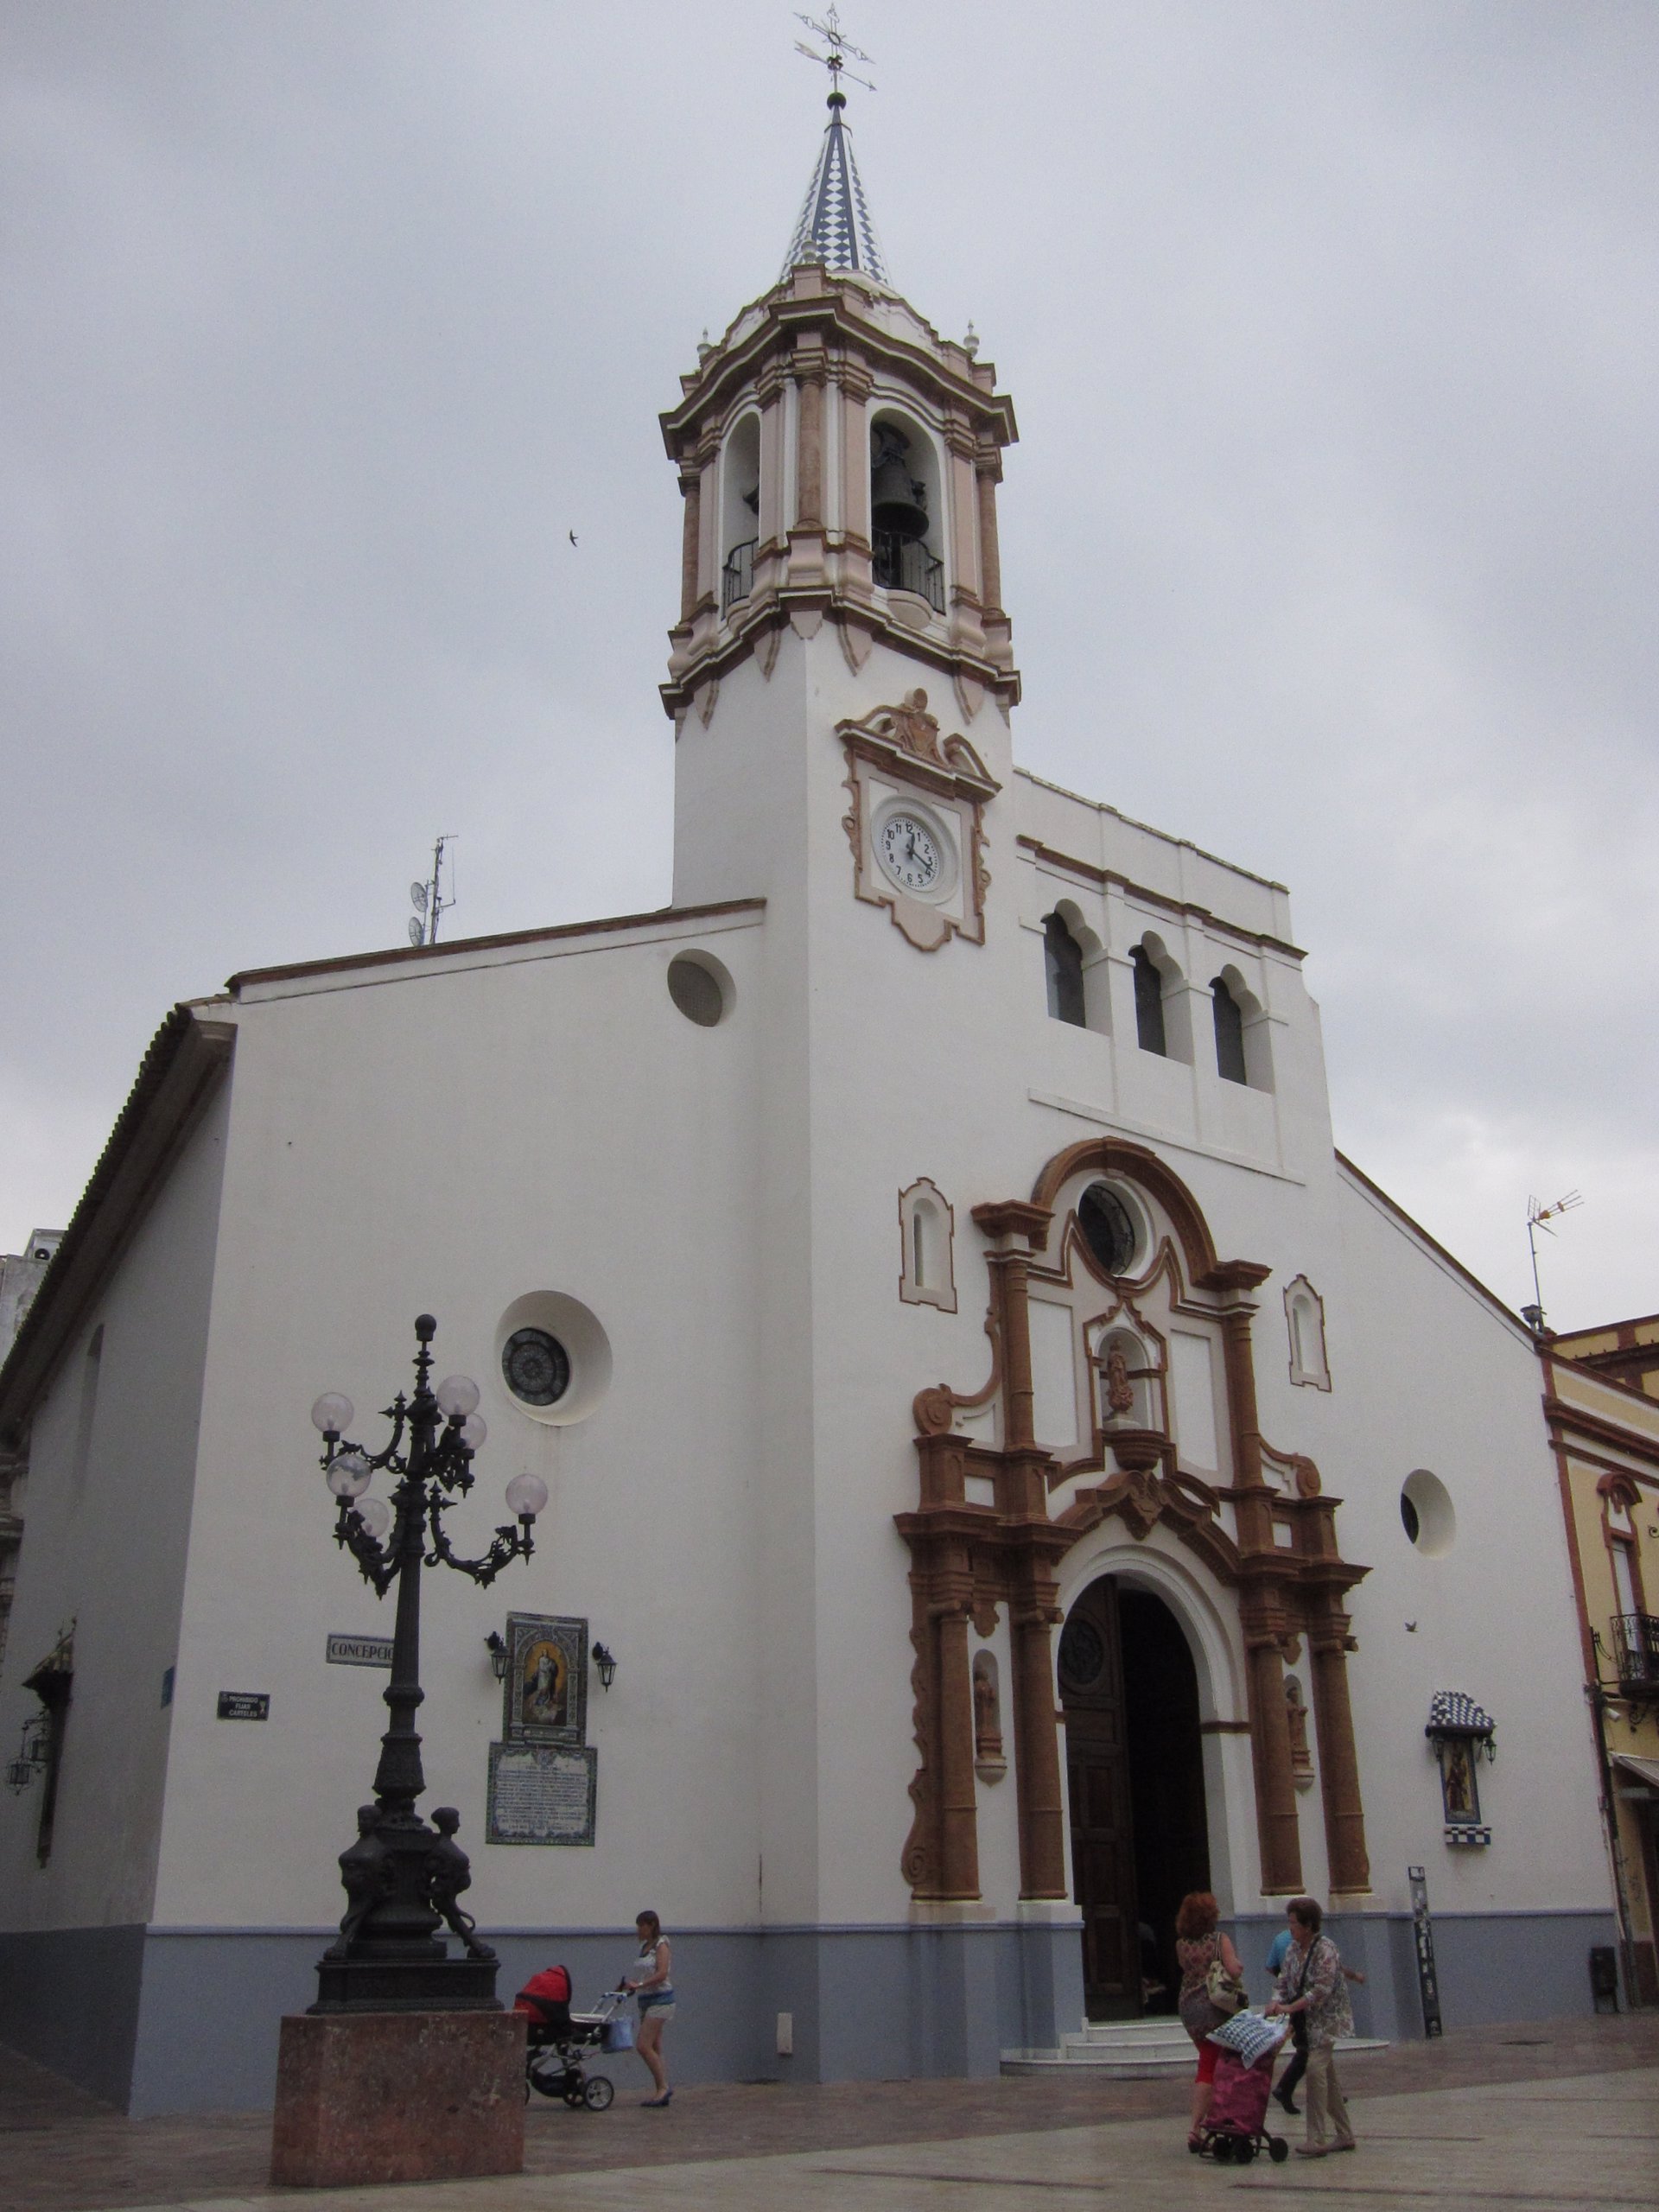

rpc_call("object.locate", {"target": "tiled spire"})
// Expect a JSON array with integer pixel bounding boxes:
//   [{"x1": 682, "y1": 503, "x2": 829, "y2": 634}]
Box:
[{"x1": 782, "y1": 91, "x2": 890, "y2": 286}]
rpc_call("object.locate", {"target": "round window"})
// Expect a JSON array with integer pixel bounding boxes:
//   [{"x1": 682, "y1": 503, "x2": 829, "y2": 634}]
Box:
[
  {"x1": 1401, "y1": 1468, "x2": 1456, "y2": 1557},
  {"x1": 502, "y1": 1327, "x2": 571, "y2": 1408},
  {"x1": 667, "y1": 952, "x2": 729, "y2": 1027},
  {"x1": 1078, "y1": 1183, "x2": 1138, "y2": 1276}
]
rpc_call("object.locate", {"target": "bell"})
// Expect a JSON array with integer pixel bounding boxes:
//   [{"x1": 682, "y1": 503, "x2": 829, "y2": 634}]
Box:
[{"x1": 870, "y1": 423, "x2": 929, "y2": 543}]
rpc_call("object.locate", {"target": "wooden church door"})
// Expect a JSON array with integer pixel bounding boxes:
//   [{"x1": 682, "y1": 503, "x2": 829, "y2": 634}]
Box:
[{"x1": 1058, "y1": 1578, "x2": 1141, "y2": 2018}]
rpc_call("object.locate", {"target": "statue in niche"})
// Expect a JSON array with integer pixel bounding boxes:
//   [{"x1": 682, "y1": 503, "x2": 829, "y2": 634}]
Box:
[
  {"x1": 972, "y1": 1653, "x2": 1006, "y2": 1782},
  {"x1": 1104, "y1": 1343, "x2": 1135, "y2": 1419},
  {"x1": 1284, "y1": 1676, "x2": 1314, "y2": 1783}
]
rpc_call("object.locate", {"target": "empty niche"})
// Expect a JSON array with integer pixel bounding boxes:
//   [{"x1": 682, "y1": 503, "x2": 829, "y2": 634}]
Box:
[
  {"x1": 1284, "y1": 1275, "x2": 1331, "y2": 1390},
  {"x1": 899, "y1": 1179, "x2": 956, "y2": 1311}
]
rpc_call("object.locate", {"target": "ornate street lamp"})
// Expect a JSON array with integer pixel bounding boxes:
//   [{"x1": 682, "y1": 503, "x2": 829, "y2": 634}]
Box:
[{"x1": 308, "y1": 1313, "x2": 546, "y2": 2012}]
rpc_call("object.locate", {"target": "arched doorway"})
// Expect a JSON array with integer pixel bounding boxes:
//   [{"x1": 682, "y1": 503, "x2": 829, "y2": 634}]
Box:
[{"x1": 1058, "y1": 1576, "x2": 1211, "y2": 2019}]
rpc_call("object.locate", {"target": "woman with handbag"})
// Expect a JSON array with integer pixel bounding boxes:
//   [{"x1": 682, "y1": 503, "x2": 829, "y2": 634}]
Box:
[
  {"x1": 1266, "y1": 1897, "x2": 1357, "y2": 2157},
  {"x1": 1174, "y1": 1891, "x2": 1246, "y2": 2148}
]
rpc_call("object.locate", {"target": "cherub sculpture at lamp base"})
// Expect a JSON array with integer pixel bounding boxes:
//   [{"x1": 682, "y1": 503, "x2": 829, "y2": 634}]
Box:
[{"x1": 306, "y1": 1316, "x2": 546, "y2": 2014}]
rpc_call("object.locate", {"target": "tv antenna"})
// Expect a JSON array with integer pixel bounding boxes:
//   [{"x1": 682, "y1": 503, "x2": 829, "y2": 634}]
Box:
[
  {"x1": 795, "y1": 7, "x2": 877, "y2": 96},
  {"x1": 1523, "y1": 1189, "x2": 1582, "y2": 1331},
  {"x1": 407, "y1": 835, "x2": 458, "y2": 949}
]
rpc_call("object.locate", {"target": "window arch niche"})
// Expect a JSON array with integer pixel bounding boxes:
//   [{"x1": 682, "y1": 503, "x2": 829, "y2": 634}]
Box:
[
  {"x1": 899, "y1": 1178, "x2": 957, "y2": 1311},
  {"x1": 1284, "y1": 1274, "x2": 1330, "y2": 1390},
  {"x1": 721, "y1": 411, "x2": 760, "y2": 613},
  {"x1": 869, "y1": 409, "x2": 944, "y2": 612},
  {"x1": 1211, "y1": 964, "x2": 1273, "y2": 1091},
  {"x1": 1042, "y1": 903, "x2": 1109, "y2": 1033},
  {"x1": 1131, "y1": 934, "x2": 1189, "y2": 1061}
]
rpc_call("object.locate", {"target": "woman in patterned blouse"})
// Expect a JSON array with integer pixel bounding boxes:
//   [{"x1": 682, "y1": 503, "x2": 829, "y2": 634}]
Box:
[{"x1": 1267, "y1": 1897, "x2": 1357, "y2": 2158}]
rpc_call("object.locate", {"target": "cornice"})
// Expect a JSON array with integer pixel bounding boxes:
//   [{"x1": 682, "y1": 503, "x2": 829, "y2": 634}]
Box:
[
  {"x1": 1015, "y1": 836, "x2": 1306, "y2": 962},
  {"x1": 662, "y1": 595, "x2": 1020, "y2": 719},
  {"x1": 661, "y1": 283, "x2": 1017, "y2": 457}
]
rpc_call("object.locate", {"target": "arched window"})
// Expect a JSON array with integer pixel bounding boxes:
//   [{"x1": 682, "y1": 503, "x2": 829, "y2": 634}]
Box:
[
  {"x1": 1131, "y1": 946, "x2": 1166, "y2": 1056},
  {"x1": 1211, "y1": 976, "x2": 1247, "y2": 1084},
  {"x1": 899, "y1": 1178, "x2": 957, "y2": 1311},
  {"x1": 721, "y1": 413, "x2": 760, "y2": 613},
  {"x1": 1284, "y1": 1275, "x2": 1331, "y2": 1390},
  {"x1": 1043, "y1": 913, "x2": 1086, "y2": 1027}
]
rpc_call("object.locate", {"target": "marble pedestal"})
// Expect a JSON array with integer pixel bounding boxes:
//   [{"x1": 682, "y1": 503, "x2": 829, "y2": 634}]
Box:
[{"x1": 270, "y1": 2010, "x2": 526, "y2": 2187}]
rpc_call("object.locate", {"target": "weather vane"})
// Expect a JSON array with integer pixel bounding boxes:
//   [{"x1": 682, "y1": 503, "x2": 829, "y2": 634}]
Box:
[{"x1": 795, "y1": 7, "x2": 877, "y2": 97}]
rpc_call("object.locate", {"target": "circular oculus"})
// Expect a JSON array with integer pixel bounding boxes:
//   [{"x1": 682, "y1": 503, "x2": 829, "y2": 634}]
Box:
[
  {"x1": 501, "y1": 1326, "x2": 571, "y2": 1408},
  {"x1": 1078, "y1": 1183, "x2": 1138, "y2": 1277}
]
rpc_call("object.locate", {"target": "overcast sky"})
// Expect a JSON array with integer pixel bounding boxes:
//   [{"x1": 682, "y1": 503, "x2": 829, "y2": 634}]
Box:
[{"x1": 4, "y1": 1, "x2": 1655, "y2": 1331}]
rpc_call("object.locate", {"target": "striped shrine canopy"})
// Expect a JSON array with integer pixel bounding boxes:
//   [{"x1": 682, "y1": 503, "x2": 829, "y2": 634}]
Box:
[{"x1": 1426, "y1": 1690, "x2": 1497, "y2": 1738}]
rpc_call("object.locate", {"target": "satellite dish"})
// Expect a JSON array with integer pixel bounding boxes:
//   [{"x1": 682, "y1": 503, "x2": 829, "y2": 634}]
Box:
[
  {"x1": 408, "y1": 918, "x2": 425, "y2": 947},
  {"x1": 410, "y1": 882, "x2": 429, "y2": 912}
]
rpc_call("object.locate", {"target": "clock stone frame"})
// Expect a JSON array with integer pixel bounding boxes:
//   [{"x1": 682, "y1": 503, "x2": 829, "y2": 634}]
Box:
[{"x1": 838, "y1": 690, "x2": 1000, "y2": 952}]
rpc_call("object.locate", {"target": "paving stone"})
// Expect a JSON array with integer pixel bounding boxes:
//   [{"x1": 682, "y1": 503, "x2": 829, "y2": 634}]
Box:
[{"x1": 1, "y1": 2015, "x2": 1656, "y2": 2212}]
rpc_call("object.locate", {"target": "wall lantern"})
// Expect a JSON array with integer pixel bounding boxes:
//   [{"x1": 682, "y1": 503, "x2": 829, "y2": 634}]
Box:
[
  {"x1": 5, "y1": 1712, "x2": 49, "y2": 1794},
  {"x1": 1425, "y1": 1689, "x2": 1496, "y2": 1847},
  {"x1": 592, "y1": 1642, "x2": 618, "y2": 1692},
  {"x1": 485, "y1": 1630, "x2": 509, "y2": 1681}
]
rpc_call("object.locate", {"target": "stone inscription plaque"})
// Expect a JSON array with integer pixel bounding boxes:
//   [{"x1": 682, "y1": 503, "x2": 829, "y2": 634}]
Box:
[{"x1": 486, "y1": 1742, "x2": 597, "y2": 1847}]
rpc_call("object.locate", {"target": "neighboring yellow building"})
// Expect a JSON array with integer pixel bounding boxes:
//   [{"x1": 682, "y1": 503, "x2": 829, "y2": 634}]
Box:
[{"x1": 1544, "y1": 1325, "x2": 1659, "y2": 2005}]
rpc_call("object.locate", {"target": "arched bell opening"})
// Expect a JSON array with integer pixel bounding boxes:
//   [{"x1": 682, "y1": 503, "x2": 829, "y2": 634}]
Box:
[
  {"x1": 720, "y1": 411, "x2": 761, "y2": 613},
  {"x1": 869, "y1": 409, "x2": 944, "y2": 612},
  {"x1": 1058, "y1": 1573, "x2": 1211, "y2": 2021}
]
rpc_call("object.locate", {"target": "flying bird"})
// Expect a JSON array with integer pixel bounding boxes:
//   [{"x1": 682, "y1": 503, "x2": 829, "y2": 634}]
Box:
[
  {"x1": 1405, "y1": 1621, "x2": 1418, "y2": 1633},
  {"x1": 569, "y1": 530, "x2": 579, "y2": 547}
]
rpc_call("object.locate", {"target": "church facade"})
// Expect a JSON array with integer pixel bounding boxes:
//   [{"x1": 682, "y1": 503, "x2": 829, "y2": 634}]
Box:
[{"x1": 0, "y1": 95, "x2": 1624, "y2": 2114}]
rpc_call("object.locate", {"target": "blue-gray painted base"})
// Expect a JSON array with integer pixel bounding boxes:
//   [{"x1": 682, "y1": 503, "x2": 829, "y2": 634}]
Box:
[
  {"x1": 0, "y1": 1908, "x2": 1624, "y2": 2116},
  {"x1": 1227, "y1": 1908, "x2": 1622, "y2": 2043}
]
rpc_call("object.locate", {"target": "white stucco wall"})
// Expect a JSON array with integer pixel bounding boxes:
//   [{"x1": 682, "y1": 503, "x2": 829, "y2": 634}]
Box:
[{"x1": 0, "y1": 1083, "x2": 230, "y2": 1929}]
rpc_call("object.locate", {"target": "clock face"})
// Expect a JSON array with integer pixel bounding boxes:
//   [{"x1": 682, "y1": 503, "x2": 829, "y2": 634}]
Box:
[{"x1": 877, "y1": 810, "x2": 944, "y2": 894}]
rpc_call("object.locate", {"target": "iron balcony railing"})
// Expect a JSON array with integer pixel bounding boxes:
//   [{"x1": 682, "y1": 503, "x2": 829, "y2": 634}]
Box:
[
  {"x1": 721, "y1": 538, "x2": 757, "y2": 613},
  {"x1": 873, "y1": 530, "x2": 945, "y2": 613},
  {"x1": 1611, "y1": 1611, "x2": 1659, "y2": 1686}
]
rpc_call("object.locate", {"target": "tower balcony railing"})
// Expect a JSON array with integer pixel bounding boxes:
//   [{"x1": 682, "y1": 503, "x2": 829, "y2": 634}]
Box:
[
  {"x1": 721, "y1": 538, "x2": 757, "y2": 613},
  {"x1": 1611, "y1": 1611, "x2": 1659, "y2": 1688},
  {"x1": 873, "y1": 531, "x2": 945, "y2": 613}
]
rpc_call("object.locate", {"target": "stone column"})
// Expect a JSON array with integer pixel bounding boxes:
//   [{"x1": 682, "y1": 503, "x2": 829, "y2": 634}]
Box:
[
  {"x1": 1243, "y1": 1610, "x2": 1304, "y2": 1893},
  {"x1": 795, "y1": 349, "x2": 825, "y2": 530},
  {"x1": 1008, "y1": 1553, "x2": 1068, "y2": 1899},
  {"x1": 677, "y1": 467, "x2": 702, "y2": 623},
  {"x1": 1308, "y1": 1611, "x2": 1371, "y2": 1894},
  {"x1": 976, "y1": 447, "x2": 1005, "y2": 617},
  {"x1": 935, "y1": 1583, "x2": 982, "y2": 1900}
]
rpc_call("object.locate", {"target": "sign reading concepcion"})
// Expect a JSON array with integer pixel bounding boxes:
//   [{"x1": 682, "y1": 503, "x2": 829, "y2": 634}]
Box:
[{"x1": 327, "y1": 1632, "x2": 394, "y2": 1669}]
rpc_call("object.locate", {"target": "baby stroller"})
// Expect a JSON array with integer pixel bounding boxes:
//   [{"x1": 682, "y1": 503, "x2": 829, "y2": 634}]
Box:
[
  {"x1": 1193, "y1": 2012, "x2": 1292, "y2": 2164},
  {"x1": 514, "y1": 1966, "x2": 628, "y2": 2109}
]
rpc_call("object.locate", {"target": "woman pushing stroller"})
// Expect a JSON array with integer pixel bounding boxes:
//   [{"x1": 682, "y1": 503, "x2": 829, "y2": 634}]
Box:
[{"x1": 622, "y1": 1910, "x2": 676, "y2": 2107}]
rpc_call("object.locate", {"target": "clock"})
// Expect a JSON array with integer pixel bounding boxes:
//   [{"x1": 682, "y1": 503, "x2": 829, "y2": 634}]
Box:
[{"x1": 877, "y1": 810, "x2": 944, "y2": 894}]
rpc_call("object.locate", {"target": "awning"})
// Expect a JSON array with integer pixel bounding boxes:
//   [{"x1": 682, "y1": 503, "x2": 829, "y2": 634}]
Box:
[
  {"x1": 1427, "y1": 1689, "x2": 1496, "y2": 1739},
  {"x1": 1613, "y1": 1753, "x2": 1659, "y2": 1792}
]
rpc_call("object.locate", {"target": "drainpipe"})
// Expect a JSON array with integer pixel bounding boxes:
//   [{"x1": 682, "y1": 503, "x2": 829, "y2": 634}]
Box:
[{"x1": 1586, "y1": 1681, "x2": 1638, "y2": 2005}]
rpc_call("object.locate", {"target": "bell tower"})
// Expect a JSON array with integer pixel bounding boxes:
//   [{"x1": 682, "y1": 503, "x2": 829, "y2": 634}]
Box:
[{"x1": 659, "y1": 60, "x2": 1020, "y2": 912}]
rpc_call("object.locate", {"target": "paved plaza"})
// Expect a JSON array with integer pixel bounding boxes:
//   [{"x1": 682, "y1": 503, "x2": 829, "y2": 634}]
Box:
[{"x1": 2, "y1": 2018, "x2": 1655, "y2": 2212}]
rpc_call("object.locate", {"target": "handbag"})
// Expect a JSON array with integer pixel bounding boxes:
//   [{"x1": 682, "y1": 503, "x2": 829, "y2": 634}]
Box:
[
  {"x1": 1205, "y1": 1954, "x2": 1249, "y2": 2015},
  {"x1": 603, "y1": 2014, "x2": 634, "y2": 2051}
]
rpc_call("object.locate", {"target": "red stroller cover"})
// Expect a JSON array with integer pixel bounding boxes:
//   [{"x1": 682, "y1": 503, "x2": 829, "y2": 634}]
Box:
[
  {"x1": 514, "y1": 1965, "x2": 572, "y2": 2020},
  {"x1": 1207, "y1": 2046, "x2": 1276, "y2": 2136}
]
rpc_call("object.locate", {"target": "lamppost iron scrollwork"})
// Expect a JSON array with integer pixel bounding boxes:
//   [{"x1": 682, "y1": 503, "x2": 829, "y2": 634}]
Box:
[{"x1": 308, "y1": 1313, "x2": 546, "y2": 2012}]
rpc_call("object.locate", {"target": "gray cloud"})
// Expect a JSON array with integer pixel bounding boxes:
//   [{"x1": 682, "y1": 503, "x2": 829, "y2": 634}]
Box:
[{"x1": 3, "y1": 0, "x2": 1654, "y2": 1325}]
